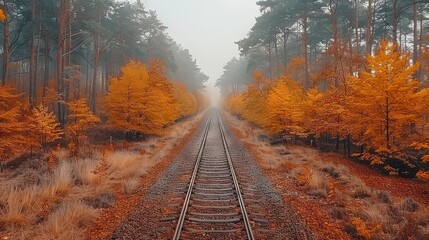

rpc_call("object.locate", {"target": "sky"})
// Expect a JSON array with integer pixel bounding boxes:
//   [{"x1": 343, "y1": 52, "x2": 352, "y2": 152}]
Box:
[{"x1": 142, "y1": 0, "x2": 260, "y2": 104}]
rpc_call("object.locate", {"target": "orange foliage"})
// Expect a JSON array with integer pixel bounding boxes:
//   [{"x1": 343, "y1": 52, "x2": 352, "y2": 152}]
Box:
[
  {"x1": 36, "y1": 79, "x2": 59, "y2": 108},
  {"x1": 0, "y1": 85, "x2": 30, "y2": 161},
  {"x1": 29, "y1": 104, "x2": 63, "y2": 148},
  {"x1": 285, "y1": 56, "x2": 305, "y2": 82},
  {"x1": 348, "y1": 41, "x2": 427, "y2": 159},
  {"x1": 172, "y1": 81, "x2": 198, "y2": 118},
  {"x1": 306, "y1": 88, "x2": 348, "y2": 138},
  {"x1": 66, "y1": 98, "x2": 100, "y2": 156},
  {"x1": 104, "y1": 60, "x2": 187, "y2": 136},
  {"x1": 224, "y1": 72, "x2": 268, "y2": 127},
  {"x1": 351, "y1": 217, "x2": 382, "y2": 239},
  {"x1": 265, "y1": 77, "x2": 306, "y2": 136}
]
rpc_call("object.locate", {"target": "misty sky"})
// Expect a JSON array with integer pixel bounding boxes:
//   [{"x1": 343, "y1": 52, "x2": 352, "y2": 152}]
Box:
[{"x1": 142, "y1": 0, "x2": 260, "y2": 102}]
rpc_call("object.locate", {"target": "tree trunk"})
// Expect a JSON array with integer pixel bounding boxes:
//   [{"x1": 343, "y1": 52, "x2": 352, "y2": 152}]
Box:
[
  {"x1": 91, "y1": 34, "x2": 100, "y2": 112},
  {"x1": 274, "y1": 35, "x2": 280, "y2": 78},
  {"x1": 29, "y1": 0, "x2": 37, "y2": 106},
  {"x1": 43, "y1": 31, "x2": 50, "y2": 100},
  {"x1": 2, "y1": 1, "x2": 9, "y2": 86},
  {"x1": 392, "y1": 0, "x2": 398, "y2": 44},
  {"x1": 354, "y1": 0, "x2": 360, "y2": 52},
  {"x1": 267, "y1": 42, "x2": 272, "y2": 80},
  {"x1": 366, "y1": 0, "x2": 373, "y2": 54},
  {"x1": 57, "y1": 0, "x2": 70, "y2": 126},
  {"x1": 282, "y1": 28, "x2": 289, "y2": 66},
  {"x1": 386, "y1": 96, "x2": 390, "y2": 151},
  {"x1": 413, "y1": 0, "x2": 420, "y2": 78},
  {"x1": 303, "y1": 16, "x2": 310, "y2": 89}
]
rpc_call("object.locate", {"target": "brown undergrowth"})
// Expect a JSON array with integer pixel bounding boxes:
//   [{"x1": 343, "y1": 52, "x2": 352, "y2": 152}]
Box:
[
  {"x1": 225, "y1": 112, "x2": 429, "y2": 240},
  {"x1": 84, "y1": 114, "x2": 204, "y2": 240},
  {"x1": 0, "y1": 113, "x2": 204, "y2": 240}
]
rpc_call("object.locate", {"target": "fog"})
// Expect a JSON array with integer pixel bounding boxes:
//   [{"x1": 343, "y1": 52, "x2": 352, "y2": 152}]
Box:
[{"x1": 142, "y1": 0, "x2": 260, "y2": 106}]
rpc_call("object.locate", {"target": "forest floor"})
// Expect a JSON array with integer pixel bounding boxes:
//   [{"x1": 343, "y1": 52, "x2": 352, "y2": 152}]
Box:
[
  {"x1": 0, "y1": 112, "x2": 203, "y2": 240},
  {"x1": 225, "y1": 112, "x2": 429, "y2": 240}
]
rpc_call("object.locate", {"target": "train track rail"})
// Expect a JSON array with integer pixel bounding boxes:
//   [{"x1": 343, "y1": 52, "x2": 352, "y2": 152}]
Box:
[{"x1": 172, "y1": 111, "x2": 255, "y2": 240}]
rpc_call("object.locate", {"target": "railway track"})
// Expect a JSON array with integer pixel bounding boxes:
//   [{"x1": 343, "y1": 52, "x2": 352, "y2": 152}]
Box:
[
  {"x1": 172, "y1": 111, "x2": 255, "y2": 239},
  {"x1": 110, "y1": 110, "x2": 314, "y2": 239}
]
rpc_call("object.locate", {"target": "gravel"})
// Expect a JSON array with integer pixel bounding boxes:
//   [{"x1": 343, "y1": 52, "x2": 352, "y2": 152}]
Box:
[{"x1": 109, "y1": 112, "x2": 315, "y2": 239}]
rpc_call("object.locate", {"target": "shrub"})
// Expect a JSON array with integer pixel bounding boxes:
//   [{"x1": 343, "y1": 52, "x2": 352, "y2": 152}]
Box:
[
  {"x1": 307, "y1": 171, "x2": 328, "y2": 198},
  {"x1": 351, "y1": 217, "x2": 382, "y2": 239}
]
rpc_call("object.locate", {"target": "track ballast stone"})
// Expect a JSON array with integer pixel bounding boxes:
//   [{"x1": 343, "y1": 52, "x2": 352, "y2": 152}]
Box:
[{"x1": 109, "y1": 111, "x2": 315, "y2": 239}]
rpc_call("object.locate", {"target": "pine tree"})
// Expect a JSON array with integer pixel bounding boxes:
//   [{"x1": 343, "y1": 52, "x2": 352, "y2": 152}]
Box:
[
  {"x1": 265, "y1": 77, "x2": 306, "y2": 137},
  {"x1": 144, "y1": 60, "x2": 179, "y2": 134},
  {"x1": 104, "y1": 60, "x2": 179, "y2": 136},
  {"x1": 66, "y1": 98, "x2": 100, "y2": 156},
  {"x1": 172, "y1": 81, "x2": 197, "y2": 118},
  {"x1": 0, "y1": 85, "x2": 29, "y2": 162},
  {"x1": 104, "y1": 60, "x2": 149, "y2": 134},
  {"x1": 348, "y1": 41, "x2": 425, "y2": 162},
  {"x1": 30, "y1": 104, "x2": 63, "y2": 149}
]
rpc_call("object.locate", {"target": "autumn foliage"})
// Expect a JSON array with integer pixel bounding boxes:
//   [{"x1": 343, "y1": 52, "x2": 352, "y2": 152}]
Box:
[
  {"x1": 103, "y1": 60, "x2": 197, "y2": 136},
  {"x1": 0, "y1": 59, "x2": 203, "y2": 163},
  {"x1": 225, "y1": 41, "x2": 429, "y2": 170},
  {"x1": 66, "y1": 98, "x2": 101, "y2": 156},
  {"x1": 0, "y1": 86, "x2": 29, "y2": 161}
]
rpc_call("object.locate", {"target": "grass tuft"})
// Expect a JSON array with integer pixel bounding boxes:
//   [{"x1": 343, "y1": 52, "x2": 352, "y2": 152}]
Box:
[
  {"x1": 35, "y1": 200, "x2": 98, "y2": 240},
  {"x1": 122, "y1": 177, "x2": 140, "y2": 195},
  {"x1": 399, "y1": 197, "x2": 420, "y2": 212},
  {"x1": 307, "y1": 171, "x2": 328, "y2": 198}
]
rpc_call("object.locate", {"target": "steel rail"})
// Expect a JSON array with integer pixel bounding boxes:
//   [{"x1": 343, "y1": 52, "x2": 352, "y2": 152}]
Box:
[
  {"x1": 172, "y1": 111, "x2": 254, "y2": 240},
  {"x1": 217, "y1": 112, "x2": 255, "y2": 240},
  {"x1": 172, "y1": 112, "x2": 212, "y2": 240}
]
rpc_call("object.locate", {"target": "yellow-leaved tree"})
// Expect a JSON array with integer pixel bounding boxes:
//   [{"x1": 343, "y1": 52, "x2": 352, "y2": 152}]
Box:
[
  {"x1": 29, "y1": 104, "x2": 63, "y2": 149},
  {"x1": 265, "y1": 77, "x2": 306, "y2": 137},
  {"x1": 66, "y1": 98, "x2": 100, "y2": 156},
  {"x1": 143, "y1": 60, "x2": 179, "y2": 134},
  {"x1": 306, "y1": 88, "x2": 349, "y2": 151},
  {"x1": 240, "y1": 71, "x2": 270, "y2": 128},
  {"x1": 348, "y1": 41, "x2": 427, "y2": 163},
  {"x1": 104, "y1": 60, "x2": 148, "y2": 134},
  {"x1": 104, "y1": 60, "x2": 178, "y2": 136},
  {"x1": 0, "y1": 9, "x2": 6, "y2": 21},
  {"x1": 0, "y1": 85, "x2": 29, "y2": 162},
  {"x1": 172, "y1": 81, "x2": 197, "y2": 118}
]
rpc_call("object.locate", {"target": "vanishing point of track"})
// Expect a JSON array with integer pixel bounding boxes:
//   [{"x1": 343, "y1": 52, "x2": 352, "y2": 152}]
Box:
[{"x1": 172, "y1": 111, "x2": 255, "y2": 239}]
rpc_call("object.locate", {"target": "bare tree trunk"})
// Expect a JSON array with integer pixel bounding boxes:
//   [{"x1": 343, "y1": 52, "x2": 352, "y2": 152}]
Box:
[
  {"x1": 355, "y1": 0, "x2": 360, "y2": 52},
  {"x1": 29, "y1": 0, "x2": 37, "y2": 106},
  {"x1": 2, "y1": 1, "x2": 9, "y2": 86},
  {"x1": 392, "y1": 0, "x2": 398, "y2": 44},
  {"x1": 413, "y1": 0, "x2": 420, "y2": 78},
  {"x1": 366, "y1": 0, "x2": 373, "y2": 54},
  {"x1": 303, "y1": 16, "x2": 310, "y2": 89},
  {"x1": 329, "y1": 0, "x2": 339, "y2": 44},
  {"x1": 43, "y1": 31, "x2": 49, "y2": 99},
  {"x1": 91, "y1": 34, "x2": 100, "y2": 112},
  {"x1": 282, "y1": 29, "x2": 289, "y2": 66},
  {"x1": 57, "y1": 0, "x2": 70, "y2": 126},
  {"x1": 266, "y1": 42, "x2": 272, "y2": 80},
  {"x1": 274, "y1": 35, "x2": 280, "y2": 79}
]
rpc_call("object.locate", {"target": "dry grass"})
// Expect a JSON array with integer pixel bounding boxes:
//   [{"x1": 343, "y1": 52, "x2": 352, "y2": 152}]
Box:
[
  {"x1": 34, "y1": 200, "x2": 99, "y2": 240},
  {"x1": 122, "y1": 177, "x2": 140, "y2": 194},
  {"x1": 307, "y1": 171, "x2": 328, "y2": 198},
  {"x1": 0, "y1": 113, "x2": 202, "y2": 239},
  {"x1": 225, "y1": 112, "x2": 429, "y2": 240}
]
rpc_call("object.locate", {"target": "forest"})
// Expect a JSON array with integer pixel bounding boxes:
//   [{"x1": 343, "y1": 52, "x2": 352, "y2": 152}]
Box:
[
  {"x1": 217, "y1": 0, "x2": 429, "y2": 178},
  {"x1": 0, "y1": 0, "x2": 208, "y2": 164}
]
